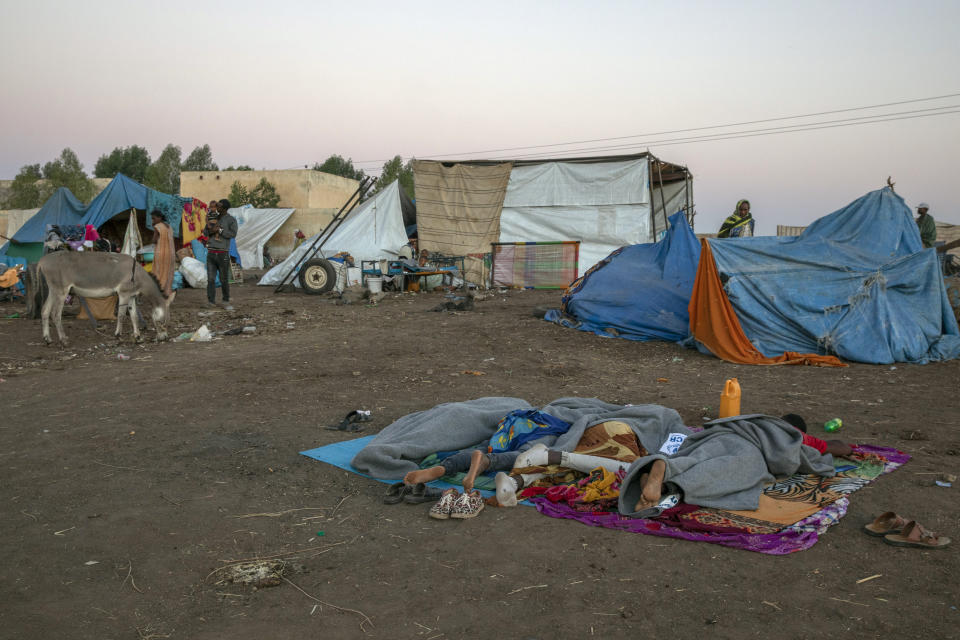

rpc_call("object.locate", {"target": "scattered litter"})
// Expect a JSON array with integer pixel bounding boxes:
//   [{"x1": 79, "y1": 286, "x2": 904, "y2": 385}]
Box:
[
  {"x1": 173, "y1": 332, "x2": 193, "y2": 342},
  {"x1": 657, "y1": 377, "x2": 669, "y2": 383},
  {"x1": 935, "y1": 481, "x2": 952, "y2": 488},
  {"x1": 116, "y1": 353, "x2": 130, "y2": 361},
  {"x1": 671, "y1": 356, "x2": 684, "y2": 362},
  {"x1": 190, "y1": 324, "x2": 213, "y2": 342},
  {"x1": 5, "y1": 313, "x2": 20, "y2": 319},
  {"x1": 316, "y1": 531, "x2": 325, "y2": 537},
  {"x1": 856, "y1": 574, "x2": 882, "y2": 584},
  {"x1": 286, "y1": 322, "x2": 295, "y2": 329},
  {"x1": 221, "y1": 327, "x2": 243, "y2": 336},
  {"x1": 462, "y1": 370, "x2": 486, "y2": 376},
  {"x1": 197, "y1": 311, "x2": 214, "y2": 317},
  {"x1": 242, "y1": 326, "x2": 256, "y2": 333},
  {"x1": 215, "y1": 560, "x2": 285, "y2": 588},
  {"x1": 263, "y1": 299, "x2": 275, "y2": 304},
  {"x1": 889, "y1": 366, "x2": 897, "y2": 370},
  {"x1": 84, "y1": 560, "x2": 100, "y2": 566}
]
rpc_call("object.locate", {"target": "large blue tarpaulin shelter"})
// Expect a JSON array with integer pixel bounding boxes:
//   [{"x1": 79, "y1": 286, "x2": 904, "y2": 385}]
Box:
[
  {"x1": 10, "y1": 188, "x2": 86, "y2": 242},
  {"x1": 707, "y1": 187, "x2": 960, "y2": 364},
  {"x1": 546, "y1": 188, "x2": 960, "y2": 365}
]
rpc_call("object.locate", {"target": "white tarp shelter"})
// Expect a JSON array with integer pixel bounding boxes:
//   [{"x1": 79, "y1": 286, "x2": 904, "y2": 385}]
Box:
[
  {"x1": 229, "y1": 206, "x2": 296, "y2": 269},
  {"x1": 415, "y1": 153, "x2": 694, "y2": 279},
  {"x1": 258, "y1": 181, "x2": 410, "y2": 286}
]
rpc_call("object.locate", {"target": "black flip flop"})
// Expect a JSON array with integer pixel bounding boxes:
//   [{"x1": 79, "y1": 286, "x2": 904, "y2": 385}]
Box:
[
  {"x1": 403, "y1": 483, "x2": 444, "y2": 504},
  {"x1": 325, "y1": 410, "x2": 372, "y2": 432},
  {"x1": 383, "y1": 482, "x2": 409, "y2": 504}
]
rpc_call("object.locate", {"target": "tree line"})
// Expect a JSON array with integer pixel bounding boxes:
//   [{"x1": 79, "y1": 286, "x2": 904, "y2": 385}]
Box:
[{"x1": 3, "y1": 146, "x2": 415, "y2": 210}]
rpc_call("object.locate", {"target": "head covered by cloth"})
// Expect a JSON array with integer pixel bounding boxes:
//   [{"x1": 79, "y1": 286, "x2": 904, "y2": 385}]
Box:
[{"x1": 718, "y1": 199, "x2": 754, "y2": 238}]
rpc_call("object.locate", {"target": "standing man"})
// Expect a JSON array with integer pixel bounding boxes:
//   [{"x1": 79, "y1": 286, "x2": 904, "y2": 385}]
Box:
[
  {"x1": 916, "y1": 202, "x2": 936, "y2": 249},
  {"x1": 718, "y1": 199, "x2": 755, "y2": 238},
  {"x1": 205, "y1": 199, "x2": 238, "y2": 310}
]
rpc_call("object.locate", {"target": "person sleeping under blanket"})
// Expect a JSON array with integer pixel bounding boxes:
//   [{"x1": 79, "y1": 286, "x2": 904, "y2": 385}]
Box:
[{"x1": 494, "y1": 414, "x2": 852, "y2": 519}]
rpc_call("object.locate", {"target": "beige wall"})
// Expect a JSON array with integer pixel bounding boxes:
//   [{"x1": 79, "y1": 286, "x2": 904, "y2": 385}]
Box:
[
  {"x1": 264, "y1": 207, "x2": 339, "y2": 260},
  {"x1": 0, "y1": 209, "x2": 41, "y2": 240},
  {"x1": 180, "y1": 170, "x2": 359, "y2": 209}
]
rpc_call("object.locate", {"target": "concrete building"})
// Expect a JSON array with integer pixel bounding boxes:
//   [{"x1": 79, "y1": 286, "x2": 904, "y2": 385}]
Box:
[{"x1": 179, "y1": 169, "x2": 359, "y2": 209}]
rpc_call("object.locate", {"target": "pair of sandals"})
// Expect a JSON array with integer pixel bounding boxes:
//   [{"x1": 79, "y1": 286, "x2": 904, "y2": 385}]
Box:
[
  {"x1": 383, "y1": 482, "x2": 444, "y2": 504},
  {"x1": 863, "y1": 511, "x2": 951, "y2": 549}
]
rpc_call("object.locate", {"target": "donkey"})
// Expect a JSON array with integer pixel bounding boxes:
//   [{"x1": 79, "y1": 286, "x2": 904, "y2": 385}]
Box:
[{"x1": 36, "y1": 251, "x2": 175, "y2": 346}]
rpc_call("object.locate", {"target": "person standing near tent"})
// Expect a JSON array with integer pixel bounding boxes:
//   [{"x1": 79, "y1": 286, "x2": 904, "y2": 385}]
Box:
[
  {"x1": 150, "y1": 210, "x2": 176, "y2": 297},
  {"x1": 205, "y1": 199, "x2": 237, "y2": 310},
  {"x1": 718, "y1": 199, "x2": 755, "y2": 238},
  {"x1": 916, "y1": 202, "x2": 936, "y2": 248}
]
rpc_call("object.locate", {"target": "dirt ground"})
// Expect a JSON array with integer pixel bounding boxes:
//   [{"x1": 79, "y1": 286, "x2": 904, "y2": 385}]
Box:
[{"x1": 1, "y1": 274, "x2": 957, "y2": 640}]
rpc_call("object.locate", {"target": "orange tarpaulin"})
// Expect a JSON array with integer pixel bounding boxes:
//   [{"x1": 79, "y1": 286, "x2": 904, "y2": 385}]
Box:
[{"x1": 688, "y1": 239, "x2": 846, "y2": 367}]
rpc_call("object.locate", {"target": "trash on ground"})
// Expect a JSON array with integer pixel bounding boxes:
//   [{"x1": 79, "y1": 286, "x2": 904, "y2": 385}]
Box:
[
  {"x1": 116, "y1": 353, "x2": 130, "y2": 361},
  {"x1": 190, "y1": 324, "x2": 213, "y2": 342}
]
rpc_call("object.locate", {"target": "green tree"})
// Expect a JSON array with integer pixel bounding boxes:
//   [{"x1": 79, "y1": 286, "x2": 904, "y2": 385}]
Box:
[
  {"x1": 94, "y1": 145, "x2": 151, "y2": 182},
  {"x1": 376, "y1": 155, "x2": 414, "y2": 199},
  {"x1": 42, "y1": 148, "x2": 96, "y2": 202},
  {"x1": 223, "y1": 165, "x2": 254, "y2": 171},
  {"x1": 6, "y1": 164, "x2": 43, "y2": 208},
  {"x1": 250, "y1": 178, "x2": 281, "y2": 207},
  {"x1": 145, "y1": 144, "x2": 182, "y2": 194},
  {"x1": 313, "y1": 154, "x2": 366, "y2": 181},
  {"x1": 228, "y1": 181, "x2": 251, "y2": 207},
  {"x1": 181, "y1": 144, "x2": 218, "y2": 172}
]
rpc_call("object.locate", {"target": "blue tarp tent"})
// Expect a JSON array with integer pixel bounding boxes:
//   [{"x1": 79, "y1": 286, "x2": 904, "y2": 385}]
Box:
[
  {"x1": 11, "y1": 187, "x2": 86, "y2": 242},
  {"x1": 80, "y1": 173, "x2": 188, "y2": 237},
  {"x1": 708, "y1": 187, "x2": 960, "y2": 364},
  {"x1": 544, "y1": 211, "x2": 700, "y2": 342}
]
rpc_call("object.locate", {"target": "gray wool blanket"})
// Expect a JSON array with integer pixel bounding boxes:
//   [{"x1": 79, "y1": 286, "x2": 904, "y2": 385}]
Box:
[
  {"x1": 350, "y1": 397, "x2": 693, "y2": 480},
  {"x1": 618, "y1": 414, "x2": 836, "y2": 517}
]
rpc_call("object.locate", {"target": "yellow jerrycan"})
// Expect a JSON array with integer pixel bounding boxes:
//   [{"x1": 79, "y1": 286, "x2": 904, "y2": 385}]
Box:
[{"x1": 718, "y1": 378, "x2": 741, "y2": 418}]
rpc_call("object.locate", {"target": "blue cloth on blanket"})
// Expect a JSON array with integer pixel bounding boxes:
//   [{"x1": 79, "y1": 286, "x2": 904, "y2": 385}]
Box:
[{"x1": 488, "y1": 409, "x2": 571, "y2": 453}]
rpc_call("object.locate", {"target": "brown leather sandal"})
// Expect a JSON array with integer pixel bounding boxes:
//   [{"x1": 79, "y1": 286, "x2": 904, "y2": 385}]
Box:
[
  {"x1": 883, "y1": 521, "x2": 951, "y2": 549},
  {"x1": 863, "y1": 511, "x2": 908, "y2": 537}
]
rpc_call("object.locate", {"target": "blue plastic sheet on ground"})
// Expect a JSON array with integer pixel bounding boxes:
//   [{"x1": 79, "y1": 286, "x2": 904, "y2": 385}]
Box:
[
  {"x1": 300, "y1": 436, "x2": 512, "y2": 501},
  {"x1": 544, "y1": 211, "x2": 700, "y2": 342},
  {"x1": 708, "y1": 188, "x2": 960, "y2": 364}
]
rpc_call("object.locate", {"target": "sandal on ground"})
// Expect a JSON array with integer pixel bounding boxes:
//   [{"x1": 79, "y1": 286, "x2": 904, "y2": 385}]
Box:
[
  {"x1": 863, "y1": 511, "x2": 908, "y2": 537},
  {"x1": 404, "y1": 483, "x2": 444, "y2": 504},
  {"x1": 883, "y1": 521, "x2": 951, "y2": 549},
  {"x1": 429, "y1": 489, "x2": 460, "y2": 520},
  {"x1": 450, "y1": 490, "x2": 485, "y2": 519},
  {"x1": 383, "y1": 482, "x2": 410, "y2": 505},
  {"x1": 325, "y1": 410, "x2": 372, "y2": 432}
]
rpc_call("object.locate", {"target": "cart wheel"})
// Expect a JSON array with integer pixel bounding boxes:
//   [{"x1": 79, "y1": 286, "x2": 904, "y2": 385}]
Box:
[{"x1": 298, "y1": 258, "x2": 336, "y2": 294}]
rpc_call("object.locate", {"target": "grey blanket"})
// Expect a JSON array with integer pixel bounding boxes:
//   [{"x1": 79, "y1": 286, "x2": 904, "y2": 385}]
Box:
[
  {"x1": 350, "y1": 397, "x2": 692, "y2": 480},
  {"x1": 619, "y1": 414, "x2": 836, "y2": 517}
]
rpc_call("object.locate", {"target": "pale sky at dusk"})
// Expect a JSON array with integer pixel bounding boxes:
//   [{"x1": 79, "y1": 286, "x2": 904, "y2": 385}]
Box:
[{"x1": 1, "y1": 0, "x2": 958, "y2": 235}]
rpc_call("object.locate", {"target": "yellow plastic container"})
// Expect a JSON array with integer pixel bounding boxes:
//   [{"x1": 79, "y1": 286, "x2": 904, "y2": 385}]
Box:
[{"x1": 719, "y1": 378, "x2": 741, "y2": 418}]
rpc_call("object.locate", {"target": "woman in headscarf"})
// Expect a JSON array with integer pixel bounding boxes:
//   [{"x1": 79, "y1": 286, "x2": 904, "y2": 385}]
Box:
[
  {"x1": 150, "y1": 210, "x2": 176, "y2": 297},
  {"x1": 718, "y1": 199, "x2": 755, "y2": 238}
]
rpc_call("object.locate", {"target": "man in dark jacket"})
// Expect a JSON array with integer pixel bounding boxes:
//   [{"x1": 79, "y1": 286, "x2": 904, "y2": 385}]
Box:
[{"x1": 205, "y1": 199, "x2": 238, "y2": 310}]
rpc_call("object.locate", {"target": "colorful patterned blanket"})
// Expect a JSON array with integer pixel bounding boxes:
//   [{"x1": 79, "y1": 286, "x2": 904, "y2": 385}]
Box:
[{"x1": 530, "y1": 444, "x2": 908, "y2": 554}]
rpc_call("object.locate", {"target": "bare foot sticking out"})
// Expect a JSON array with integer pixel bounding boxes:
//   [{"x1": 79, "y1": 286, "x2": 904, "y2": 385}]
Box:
[
  {"x1": 403, "y1": 466, "x2": 445, "y2": 486},
  {"x1": 462, "y1": 450, "x2": 490, "y2": 493},
  {"x1": 633, "y1": 459, "x2": 666, "y2": 512}
]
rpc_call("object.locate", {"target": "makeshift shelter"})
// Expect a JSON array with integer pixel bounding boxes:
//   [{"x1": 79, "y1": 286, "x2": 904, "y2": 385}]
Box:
[
  {"x1": 229, "y1": 206, "x2": 296, "y2": 269},
  {"x1": 547, "y1": 187, "x2": 960, "y2": 365},
  {"x1": 413, "y1": 153, "x2": 694, "y2": 284},
  {"x1": 80, "y1": 173, "x2": 189, "y2": 246},
  {"x1": 258, "y1": 181, "x2": 412, "y2": 287},
  {"x1": 4, "y1": 188, "x2": 86, "y2": 262}
]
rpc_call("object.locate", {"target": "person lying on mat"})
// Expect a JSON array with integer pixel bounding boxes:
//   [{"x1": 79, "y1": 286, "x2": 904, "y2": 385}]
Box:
[{"x1": 496, "y1": 414, "x2": 853, "y2": 518}]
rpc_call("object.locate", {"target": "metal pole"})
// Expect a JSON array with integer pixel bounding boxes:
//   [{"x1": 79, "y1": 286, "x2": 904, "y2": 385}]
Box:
[
  {"x1": 273, "y1": 177, "x2": 375, "y2": 293},
  {"x1": 656, "y1": 158, "x2": 668, "y2": 241}
]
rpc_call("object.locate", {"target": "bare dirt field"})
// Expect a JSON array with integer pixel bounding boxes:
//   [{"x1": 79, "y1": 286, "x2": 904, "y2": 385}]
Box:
[{"x1": 1, "y1": 276, "x2": 958, "y2": 639}]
